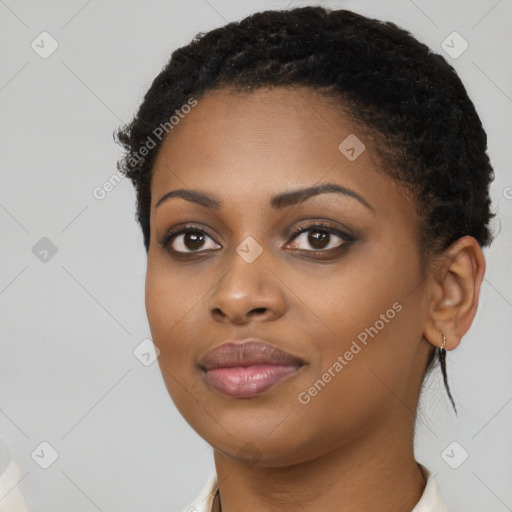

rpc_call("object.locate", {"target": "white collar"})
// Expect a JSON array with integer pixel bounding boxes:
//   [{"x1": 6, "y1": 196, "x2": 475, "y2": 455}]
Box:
[
  {"x1": 182, "y1": 463, "x2": 449, "y2": 512},
  {"x1": 0, "y1": 453, "x2": 30, "y2": 512}
]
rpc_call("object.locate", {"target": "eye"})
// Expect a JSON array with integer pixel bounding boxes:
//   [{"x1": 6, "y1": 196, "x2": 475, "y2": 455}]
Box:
[
  {"x1": 158, "y1": 225, "x2": 221, "y2": 254},
  {"x1": 158, "y1": 221, "x2": 354, "y2": 257},
  {"x1": 285, "y1": 222, "x2": 353, "y2": 252}
]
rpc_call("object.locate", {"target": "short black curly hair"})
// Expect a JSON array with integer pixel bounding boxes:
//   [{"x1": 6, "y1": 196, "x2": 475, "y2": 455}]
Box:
[{"x1": 115, "y1": 5, "x2": 495, "y2": 411}]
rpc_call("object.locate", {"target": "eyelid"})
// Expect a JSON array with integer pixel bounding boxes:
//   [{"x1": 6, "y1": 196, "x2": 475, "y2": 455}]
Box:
[
  {"x1": 157, "y1": 221, "x2": 350, "y2": 245},
  {"x1": 157, "y1": 223, "x2": 220, "y2": 249},
  {"x1": 282, "y1": 222, "x2": 354, "y2": 254},
  {"x1": 157, "y1": 225, "x2": 356, "y2": 261},
  {"x1": 286, "y1": 219, "x2": 355, "y2": 241},
  {"x1": 158, "y1": 219, "x2": 356, "y2": 258}
]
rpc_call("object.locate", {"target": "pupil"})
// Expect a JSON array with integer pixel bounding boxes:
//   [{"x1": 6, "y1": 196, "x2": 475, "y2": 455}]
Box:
[
  {"x1": 308, "y1": 230, "x2": 329, "y2": 249},
  {"x1": 184, "y1": 230, "x2": 204, "y2": 250}
]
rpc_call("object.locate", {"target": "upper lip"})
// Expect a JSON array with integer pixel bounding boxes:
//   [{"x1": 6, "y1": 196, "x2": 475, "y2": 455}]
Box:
[{"x1": 199, "y1": 340, "x2": 305, "y2": 370}]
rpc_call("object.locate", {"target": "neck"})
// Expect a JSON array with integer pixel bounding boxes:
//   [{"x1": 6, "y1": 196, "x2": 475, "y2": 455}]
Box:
[{"x1": 212, "y1": 414, "x2": 426, "y2": 512}]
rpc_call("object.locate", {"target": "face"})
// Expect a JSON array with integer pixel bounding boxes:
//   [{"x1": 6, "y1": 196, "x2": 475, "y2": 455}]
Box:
[{"x1": 145, "y1": 87, "x2": 433, "y2": 467}]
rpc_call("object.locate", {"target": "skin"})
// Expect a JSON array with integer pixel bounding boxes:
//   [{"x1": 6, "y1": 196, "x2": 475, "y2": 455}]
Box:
[{"x1": 145, "y1": 87, "x2": 486, "y2": 512}]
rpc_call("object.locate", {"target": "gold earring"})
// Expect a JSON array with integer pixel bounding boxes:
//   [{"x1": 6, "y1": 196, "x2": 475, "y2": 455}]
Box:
[
  {"x1": 440, "y1": 332, "x2": 446, "y2": 353},
  {"x1": 438, "y1": 331, "x2": 457, "y2": 413},
  {"x1": 439, "y1": 331, "x2": 447, "y2": 363}
]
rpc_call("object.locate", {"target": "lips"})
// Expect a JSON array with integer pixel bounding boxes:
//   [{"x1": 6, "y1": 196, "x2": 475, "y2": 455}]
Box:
[{"x1": 199, "y1": 340, "x2": 305, "y2": 398}]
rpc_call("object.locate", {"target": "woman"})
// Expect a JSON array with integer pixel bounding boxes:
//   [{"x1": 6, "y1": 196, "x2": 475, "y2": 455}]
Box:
[{"x1": 115, "y1": 6, "x2": 494, "y2": 511}]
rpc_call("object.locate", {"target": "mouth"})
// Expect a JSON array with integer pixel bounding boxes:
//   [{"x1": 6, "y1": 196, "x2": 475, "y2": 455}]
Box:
[{"x1": 199, "y1": 340, "x2": 306, "y2": 399}]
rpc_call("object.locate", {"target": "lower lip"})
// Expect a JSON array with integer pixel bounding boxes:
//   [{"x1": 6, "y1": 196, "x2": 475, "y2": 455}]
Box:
[{"x1": 203, "y1": 364, "x2": 302, "y2": 398}]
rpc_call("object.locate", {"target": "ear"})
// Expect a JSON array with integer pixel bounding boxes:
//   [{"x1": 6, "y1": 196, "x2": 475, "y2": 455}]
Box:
[{"x1": 423, "y1": 236, "x2": 486, "y2": 351}]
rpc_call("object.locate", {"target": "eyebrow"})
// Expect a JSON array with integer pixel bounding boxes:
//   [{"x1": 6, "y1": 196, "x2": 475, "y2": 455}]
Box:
[{"x1": 155, "y1": 182, "x2": 375, "y2": 213}]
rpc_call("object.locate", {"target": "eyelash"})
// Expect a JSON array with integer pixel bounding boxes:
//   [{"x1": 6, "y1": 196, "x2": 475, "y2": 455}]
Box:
[{"x1": 157, "y1": 221, "x2": 355, "y2": 258}]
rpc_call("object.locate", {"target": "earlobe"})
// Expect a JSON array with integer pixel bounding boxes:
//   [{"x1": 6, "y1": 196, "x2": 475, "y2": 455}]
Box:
[{"x1": 423, "y1": 236, "x2": 486, "y2": 351}]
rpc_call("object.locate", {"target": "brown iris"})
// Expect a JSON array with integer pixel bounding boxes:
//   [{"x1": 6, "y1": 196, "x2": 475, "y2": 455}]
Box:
[
  {"x1": 183, "y1": 230, "x2": 206, "y2": 251},
  {"x1": 307, "y1": 229, "x2": 330, "y2": 250}
]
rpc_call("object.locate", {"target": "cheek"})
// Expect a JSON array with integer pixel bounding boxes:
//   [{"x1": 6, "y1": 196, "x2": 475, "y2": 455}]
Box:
[
  {"x1": 145, "y1": 260, "x2": 209, "y2": 416},
  {"x1": 294, "y1": 242, "x2": 426, "y2": 389},
  {"x1": 283, "y1": 242, "x2": 422, "y2": 344},
  {"x1": 145, "y1": 258, "x2": 203, "y2": 363}
]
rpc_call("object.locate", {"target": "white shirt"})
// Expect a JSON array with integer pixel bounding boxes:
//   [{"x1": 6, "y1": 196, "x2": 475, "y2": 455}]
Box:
[
  {"x1": 0, "y1": 449, "x2": 30, "y2": 512},
  {"x1": 181, "y1": 464, "x2": 449, "y2": 512}
]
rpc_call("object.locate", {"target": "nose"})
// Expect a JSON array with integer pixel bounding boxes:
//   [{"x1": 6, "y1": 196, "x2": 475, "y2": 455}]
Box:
[{"x1": 208, "y1": 249, "x2": 287, "y2": 325}]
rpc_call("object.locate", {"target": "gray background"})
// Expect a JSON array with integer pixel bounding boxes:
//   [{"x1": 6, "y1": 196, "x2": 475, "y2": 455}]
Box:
[{"x1": 1, "y1": 0, "x2": 511, "y2": 511}]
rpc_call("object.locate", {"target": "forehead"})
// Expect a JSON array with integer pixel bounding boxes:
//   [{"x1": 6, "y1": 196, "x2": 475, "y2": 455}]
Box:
[
  {"x1": 150, "y1": 86, "x2": 413, "y2": 219},
  {"x1": 153, "y1": 87, "x2": 346, "y2": 177}
]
